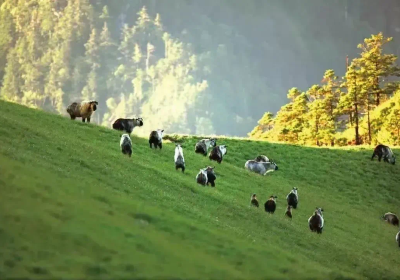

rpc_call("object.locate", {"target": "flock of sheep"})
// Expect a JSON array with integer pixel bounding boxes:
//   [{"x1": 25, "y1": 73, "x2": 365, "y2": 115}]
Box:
[{"x1": 66, "y1": 100, "x2": 400, "y2": 246}]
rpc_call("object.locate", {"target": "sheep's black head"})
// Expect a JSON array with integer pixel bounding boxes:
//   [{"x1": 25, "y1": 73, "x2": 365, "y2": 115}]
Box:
[
  {"x1": 90, "y1": 101, "x2": 98, "y2": 111},
  {"x1": 135, "y1": 117, "x2": 144, "y2": 127}
]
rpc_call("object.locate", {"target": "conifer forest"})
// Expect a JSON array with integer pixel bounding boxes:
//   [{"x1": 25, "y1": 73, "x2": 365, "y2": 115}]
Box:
[{"x1": 1, "y1": 0, "x2": 400, "y2": 145}]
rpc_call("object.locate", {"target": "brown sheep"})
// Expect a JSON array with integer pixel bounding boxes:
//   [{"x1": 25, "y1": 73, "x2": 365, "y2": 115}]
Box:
[
  {"x1": 66, "y1": 100, "x2": 98, "y2": 123},
  {"x1": 285, "y1": 205, "x2": 293, "y2": 219},
  {"x1": 264, "y1": 195, "x2": 277, "y2": 214},
  {"x1": 308, "y1": 208, "x2": 324, "y2": 234},
  {"x1": 250, "y1": 194, "x2": 259, "y2": 207}
]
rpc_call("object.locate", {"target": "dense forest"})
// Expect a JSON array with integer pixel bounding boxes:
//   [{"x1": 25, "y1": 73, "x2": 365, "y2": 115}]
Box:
[{"x1": 1, "y1": 0, "x2": 400, "y2": 138}]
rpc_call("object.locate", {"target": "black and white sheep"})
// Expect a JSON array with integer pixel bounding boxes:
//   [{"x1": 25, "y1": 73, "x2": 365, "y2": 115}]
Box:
[
  {"x1": 66, "y1": 100, "x2": 98, "y2": 123},
  {"x1": 396, "y1": 231, "x2": 400, "y2": 248},
  {"x1": 112, "y1": 117, "x2": 144, "y2": 134},
  {"x1": 208, "y1": 145, "x2": 227, "y2": 164},
  {"x1": 250, "y1": 193, "x2": 259, "y2": 207},
  {"x1": 120, "y1": 134, "x2": 132, "y2": 157},
  {"x1": 195, "y1": 138, "x2": 217, "y2": 156},
  {"x1": 308, "y1": 208, "x2": 324, "y2": 234},
  {"x1": 174, "y1": 144, "x2": 185, "y2": 173},
  {"x1": 371, "y1": 144, "x2": 396, "y2": 165},
  {"x1": 196, "y1": 168, "x2": 208, "y2": 186},
  {"x1": 254, "y1": 155, "x2": 270, "y2": 162},
  {"x1": 244, "y1": 160, "x2": 278, "y2": 175},
  {"x1": 382, "y1": 212, "x2": 399, "y2": 226},
  {"x1": 286, "y1": 187, "x2": 298, "y2": 209},
  {"x1": 149, "y1": 129, "x2": 164, "y2": 149},
  {"x1": 264, "y1": 196, "x2": 277, "y2": 214}
]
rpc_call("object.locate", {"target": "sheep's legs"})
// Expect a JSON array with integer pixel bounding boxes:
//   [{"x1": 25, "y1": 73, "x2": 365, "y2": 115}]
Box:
[
  {"x1": 87, "y1": 117, "x2": 91, "y2": 123},
  {"x1": 82, "y1": 118, "x2": 86, "y2": 123}
]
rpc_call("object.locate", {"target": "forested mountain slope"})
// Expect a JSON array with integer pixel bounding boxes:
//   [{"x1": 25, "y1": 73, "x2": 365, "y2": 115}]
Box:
[{"x1": 1, "y1": 0, "x2": 400, "y2": 136}]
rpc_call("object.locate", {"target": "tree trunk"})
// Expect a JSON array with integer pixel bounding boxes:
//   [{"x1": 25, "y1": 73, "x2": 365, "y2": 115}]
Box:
[
  {"x1": 367, "y1": 100, "x2": 371, "y2": 145},
  {"x1": 376, "y1": 92, "x2": 380, "y2": 106},
  {"x1": 354, "y1": 104, "x2": 360, "y2": 145},
  {"x1": 349, "y1": 112, "x2": 353, "y2": 126},
  {"x1": 375, "y1": 64, "x2": 380, "y2": 106}
]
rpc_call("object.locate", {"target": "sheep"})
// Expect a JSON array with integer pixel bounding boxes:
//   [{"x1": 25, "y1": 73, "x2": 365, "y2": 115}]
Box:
[
  {"x1": 308, "y1": 208, "x2": 324, "y2": 234},
  {"x1": 208, "y1": 145, "x2": 227, "y2": 164},
  {"x1": 244, "y1": 160, "x2": 278, "y2": 175},
  {"x1": 255, "y1": 155, "x2": 270, "y2": 162},
  {"x1": 66, "y1": 100, "x2": 98, "y2": 123},
  {"x1": 112, "y1": 117, "x2": 144, "y2": 134},
  {"x1": 250, "y1": 193, "x2": 259, "y2": 207},
  {"x1": 382, "y1": 212, "x2": 399, "y2": 226},
  {"x1": 196, "y1": 169, "x2": 208, "y2": 186},
  {"x1": 396, "y1": 231, "x2": 400, "y2": 248},
  {"x1": 195, "y1": 138, "x2": 217, "y2": 156},
  {"x1": 286, "y1": 187, "x2": 298, "y2": 209},
  {"x1": 264, "y1": 196, "x2": 277, "y2": 214},
  {"x1": 120, "y1": 134, "x2": 132, "y2": 157},
  {"x1": 371, "y1": 144, "x2": 396, "y2": 165},
  {"x1": 174, "y1": 144, "x2": 185, "y2": 173},
  {"x1": 205, "y1": 166, "x2": 217, "y2": 187},
  {"x1": 149, "y1": 129, "x2": 164, "y2": 149},
  {"x1": 285, "y1": 205, "x2": 293, "y2": 219}
]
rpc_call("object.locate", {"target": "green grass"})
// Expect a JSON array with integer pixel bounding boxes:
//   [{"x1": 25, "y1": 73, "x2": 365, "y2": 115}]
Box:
[{"x1": 0, "y1": 100, "x2": 400, "y2": 280}]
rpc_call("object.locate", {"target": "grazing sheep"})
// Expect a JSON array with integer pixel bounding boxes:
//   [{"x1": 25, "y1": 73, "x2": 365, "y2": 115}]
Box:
[
  {"x1": 371, "y1": 144, "x2": 396, "y2": 165},
  {"x1": 149, "y1": 129, "x2": 164, "y2": 149},
  {"x1": 285, "y1": 205, "x2": 293, "y2": 219},
  {"x1": 255, "y1": 155, "x2": 270, "y2": 162},
  {"x1": 209, "y1": 145, "x2": 227, "y2": 164},
  {"x1": 250, "y1": 193, "x2": 259, "y2": 207},
  {"x1": 264, "y1": 196, "x2": 277, "y2": 214},
  {"x1": 308, "y1": 208, "x2": 324, "y2": 234},
  {"x1": 66, "y1": 100, "x2": 98, "y2": 123},
  {"x1": 196, "y1": 169, "x2": 208, "y2": 186},
  {"x1": 174, "y1": 144, "x2": 185, "y2": 173},
  {"x1": 382, "y1": 212, "x2": 399, "y2": 226},
  {"x1": 286, "y1": 187, "x2": 298, "y2": 209},
  {"x1": 112, "y1": 117, "x2": 144, "y2": 134},
  {"x1": 120, "y1": 134, "x2": 132, "y2": 157},
  {"x1": 396, "y1": 231, "x2": 400, "y2": 248},
  {"x1": 205, "y1": 166, "x2": 217, "y2": 187},
  {"x1": 195, "y1": 138, "x2": 217, "y2": 156},
  {"x1": 244, "y1": 160, "x2": 278, "y2": 175}
]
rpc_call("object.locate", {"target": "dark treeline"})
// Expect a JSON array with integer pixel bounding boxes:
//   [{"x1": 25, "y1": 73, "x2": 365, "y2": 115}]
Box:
[{"x1": 1, "y1": 0, "x2": 400, "y2": 137}]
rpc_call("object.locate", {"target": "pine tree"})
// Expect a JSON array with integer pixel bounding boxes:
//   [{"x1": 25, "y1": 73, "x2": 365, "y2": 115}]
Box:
[
  {"x1": 353, "y1": 33, "x2": 400, "y2": 106},
  {"x1": 248, "y1": 112, "x2": 274, "y2": 138},
  {"x1": 338, "y1": 64, "x2": 369, "y2": 145},
  {"x1": 0, "y1": 49, "x2": 21, "y2": 102}
]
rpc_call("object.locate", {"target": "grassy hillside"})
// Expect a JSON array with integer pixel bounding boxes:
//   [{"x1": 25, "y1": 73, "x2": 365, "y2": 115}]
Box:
[{"x1": 0, "y1": 100, "x2": 400, "y2": 280}]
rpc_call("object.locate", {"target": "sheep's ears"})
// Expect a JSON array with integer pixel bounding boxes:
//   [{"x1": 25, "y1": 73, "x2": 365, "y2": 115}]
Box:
[{"x1": 161, "y1": 129, "x2": 164, "y2": 132}]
